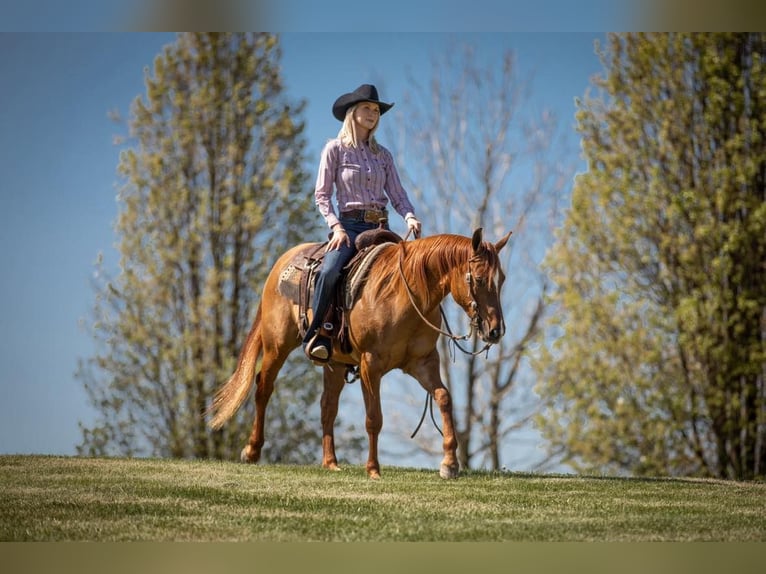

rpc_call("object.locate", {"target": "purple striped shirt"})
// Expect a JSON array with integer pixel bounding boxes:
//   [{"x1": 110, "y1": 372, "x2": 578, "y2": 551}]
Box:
[{"x1": 314, "y1": 138, "x2": 416, "y2": 229}]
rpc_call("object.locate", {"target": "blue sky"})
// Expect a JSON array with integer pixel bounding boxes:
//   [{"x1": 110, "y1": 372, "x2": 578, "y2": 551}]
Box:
[{"x1": 0, "y1": 33, "x2": 603, "y2": 467}]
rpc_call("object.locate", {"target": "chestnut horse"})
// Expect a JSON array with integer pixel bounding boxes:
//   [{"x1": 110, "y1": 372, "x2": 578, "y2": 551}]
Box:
[{"x1": 208, "y1": 227, "x2": 512, "y2": 479}]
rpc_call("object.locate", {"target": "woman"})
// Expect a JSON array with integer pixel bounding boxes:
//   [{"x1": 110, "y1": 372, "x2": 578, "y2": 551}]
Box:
[{"x1": 304, "y1": 84, "x2": 422, "y2": 361}]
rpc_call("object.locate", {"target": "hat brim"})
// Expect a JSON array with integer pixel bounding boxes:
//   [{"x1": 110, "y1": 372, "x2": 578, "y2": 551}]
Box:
[{"x1": 332, "y1": 97, "x2": 394, "y2": 122}]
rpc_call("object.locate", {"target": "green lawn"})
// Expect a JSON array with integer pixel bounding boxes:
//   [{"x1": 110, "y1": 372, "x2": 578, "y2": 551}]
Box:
[{"x1": 1, "y1": 455, "x2": 764, "y2": 541}]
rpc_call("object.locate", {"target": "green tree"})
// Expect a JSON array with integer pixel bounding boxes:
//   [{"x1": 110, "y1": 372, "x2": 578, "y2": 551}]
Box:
[
  {"x1": 534, "y1": 33, "x2": 766, "y2": 480},
  {"x1": 77, "y1": 33, "x2": 323, "y2": 461}
]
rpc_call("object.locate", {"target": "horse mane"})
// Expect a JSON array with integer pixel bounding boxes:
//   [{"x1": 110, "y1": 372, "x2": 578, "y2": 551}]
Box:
[{"x1": 366, "y1": 234, "x2": 495, "y2": 308}]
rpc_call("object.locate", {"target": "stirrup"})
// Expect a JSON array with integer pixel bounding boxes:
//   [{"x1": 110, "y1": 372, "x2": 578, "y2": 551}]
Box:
[
  {"x1": 305, "y1": 332, "x2": 332, "y2": 364},
  {"x1": 310, "y1": 344, "x2": 329, "y2": 361}
]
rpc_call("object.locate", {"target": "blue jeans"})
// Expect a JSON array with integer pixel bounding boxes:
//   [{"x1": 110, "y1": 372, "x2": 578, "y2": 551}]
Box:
[{"x1": 302, "y1": 217, "x2": 387, "y2": 346}]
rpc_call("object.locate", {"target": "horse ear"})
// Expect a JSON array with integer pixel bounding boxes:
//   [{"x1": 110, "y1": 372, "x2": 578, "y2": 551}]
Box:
[
  {"x1": 471, "y1": 228, "x2": 484, "y2": 253},
  {"x1": 494, "y1": 230, "x2": 513, "y2": 253}
]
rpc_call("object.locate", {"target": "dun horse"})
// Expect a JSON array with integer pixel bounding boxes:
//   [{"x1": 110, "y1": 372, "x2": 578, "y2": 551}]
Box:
[{"x1": 208, "y1": 227, "x2": 512, "y2": 479}]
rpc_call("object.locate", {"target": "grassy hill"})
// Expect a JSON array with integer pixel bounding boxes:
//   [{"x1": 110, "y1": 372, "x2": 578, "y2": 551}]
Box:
[{"x1": 1, "y1": 455, "x2": 764, "y2": 542}]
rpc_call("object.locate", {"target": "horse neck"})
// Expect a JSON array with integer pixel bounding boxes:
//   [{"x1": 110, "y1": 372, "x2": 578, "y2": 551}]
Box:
[{"x1": 400, "y1": 235, "x2": 471, "y2": 311}]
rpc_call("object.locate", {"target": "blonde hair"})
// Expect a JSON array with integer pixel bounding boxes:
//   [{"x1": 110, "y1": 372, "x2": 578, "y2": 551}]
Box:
[{"x1": 338, "y1": 103, "x2": 381, "y2": 153}]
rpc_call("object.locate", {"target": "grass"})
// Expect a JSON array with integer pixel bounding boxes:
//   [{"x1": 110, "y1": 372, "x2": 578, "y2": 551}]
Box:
[{"x1": 1, "y1": 455, "x2": 765, "y2": 541}]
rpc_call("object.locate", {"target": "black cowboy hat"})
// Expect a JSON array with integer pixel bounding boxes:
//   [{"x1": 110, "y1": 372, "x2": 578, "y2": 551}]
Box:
[{"x1": 332, "y1": 84, "x2": 394, "y2": 122}]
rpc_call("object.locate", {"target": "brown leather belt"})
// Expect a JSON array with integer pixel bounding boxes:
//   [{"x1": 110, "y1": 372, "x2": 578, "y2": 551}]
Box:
[{"x1": 341, "y1": 208, "x2": 388, "y2": 224}]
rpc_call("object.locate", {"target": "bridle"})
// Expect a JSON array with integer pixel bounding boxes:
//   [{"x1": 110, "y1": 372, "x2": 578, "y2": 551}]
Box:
[{"x1": 396, "y1": 242, "x2": 493, "y2": 358}]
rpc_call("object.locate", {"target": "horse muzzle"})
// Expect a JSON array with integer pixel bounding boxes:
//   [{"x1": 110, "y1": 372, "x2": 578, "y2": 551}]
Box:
[
  {"x1": 476, "y1": 313, "x2": 505, "y2": 344},
  {"x1": 485, "y1": 327, "x2": 504, "y2": 344}
]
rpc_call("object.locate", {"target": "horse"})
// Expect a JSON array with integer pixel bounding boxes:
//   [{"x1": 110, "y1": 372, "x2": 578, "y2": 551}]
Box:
[{"x1": 208, "y1": 227, "x2": 512, "y2": 479}]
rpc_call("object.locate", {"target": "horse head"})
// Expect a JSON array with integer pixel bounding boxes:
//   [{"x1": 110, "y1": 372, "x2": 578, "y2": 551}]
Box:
[{"x1": 458, "y1": 228, "x2": 512, "y2": 345}]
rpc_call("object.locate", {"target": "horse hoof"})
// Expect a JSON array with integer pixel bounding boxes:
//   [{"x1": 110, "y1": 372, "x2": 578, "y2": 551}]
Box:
[
  {"x1": 439, "y1": 463, "x2": 459, "y2": 479},
  {"x1": 240, "y1": 446, "x2": 258, "y2": 463},
  {"x1": 368, "y1": 470, "x2": 381, "y2": 480}
]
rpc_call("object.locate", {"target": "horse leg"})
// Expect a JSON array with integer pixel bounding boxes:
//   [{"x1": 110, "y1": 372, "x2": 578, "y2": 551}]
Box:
[
  {"x1": 405, "y1": 350, "x2": 460, "y2": 479},
  {"x1": 320, "y1": 363, "x2": 347, "y2": 470},
  {"x1": 241, "y1": 343, "x2": 293, "y2": 463},
  {"x1": 359, "y1": 356, "x2": 384, "y2": 479}
]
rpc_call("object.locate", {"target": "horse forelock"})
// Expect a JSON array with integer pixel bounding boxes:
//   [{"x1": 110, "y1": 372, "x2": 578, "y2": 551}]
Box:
[{"x1": 471, "y1": 239, "x2": 502, "y2": 272}]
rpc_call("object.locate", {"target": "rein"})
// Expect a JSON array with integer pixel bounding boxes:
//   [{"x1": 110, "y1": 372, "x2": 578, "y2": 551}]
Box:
[
  {"x1": 396, "y1": 238, "x2": 492, "y2": 357},
  {"x1": 410, "y1": 392, "x2": 443, "y2": 438},
  {"x1": 399, "y1": 230, "x2": 494, "y2": 440}
]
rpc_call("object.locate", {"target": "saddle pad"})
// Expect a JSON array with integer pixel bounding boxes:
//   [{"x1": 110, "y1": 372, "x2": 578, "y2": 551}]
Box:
[{"x1": 344, "y1": 242, "x2": 395, "y2": 309}]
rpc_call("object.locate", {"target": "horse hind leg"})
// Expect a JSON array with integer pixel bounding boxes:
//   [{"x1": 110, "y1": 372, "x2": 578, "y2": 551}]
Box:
[
  {"x1": 241, "y1": 337, "x2": 295, "y2": 464},
  {"x1": 240, "y1": 369, "x2": 271, "y2": 463},
  {"x1": 359, "y1": 358, "x2": 384, "y2": 479},
  {"x1": 233, "y1": 245, "x2": 306, "y2": 463},
  {"x1": 320, "y1": 364, "x2": 347, "y2": 471}
]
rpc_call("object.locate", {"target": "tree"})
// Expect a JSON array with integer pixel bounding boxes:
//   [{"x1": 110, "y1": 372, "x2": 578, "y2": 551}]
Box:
[
  {"x1": 77, "y1": 33, "x2": 326, "y2": 461},
  {"x1": 385, "y1": 44, "x2": 573, "y2": 471},
  {"x1": 534, "y1": 33, "x2": 766, "y2": 480}
]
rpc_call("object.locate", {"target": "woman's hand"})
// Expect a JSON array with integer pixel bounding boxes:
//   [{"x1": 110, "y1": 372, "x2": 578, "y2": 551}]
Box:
[
  {"x1": 406, "y1": 215, "x2": 422, "y2": 238},
  {"x1": 327, "y1": 224, "x2": 351, "y2": 251}
]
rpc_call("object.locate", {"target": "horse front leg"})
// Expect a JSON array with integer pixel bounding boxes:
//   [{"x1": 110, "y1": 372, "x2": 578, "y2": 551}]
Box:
[
  {"x1": 406, "y1": 350, "x2": 459, "y2": 479},
  {"x1": 320, "y1": 363, "x2": 347, "y2": 471},
  {"x1": 433, "y1": 387, "x2": 459, "y2": 479},
  {"x1": 359, "y1": 357, "x2": 384, "y2": 479}
]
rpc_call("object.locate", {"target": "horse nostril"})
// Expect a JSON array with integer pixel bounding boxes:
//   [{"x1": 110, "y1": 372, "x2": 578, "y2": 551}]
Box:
[{"x1": 489, "y1": 328, "x2": 501, "y2": 341}]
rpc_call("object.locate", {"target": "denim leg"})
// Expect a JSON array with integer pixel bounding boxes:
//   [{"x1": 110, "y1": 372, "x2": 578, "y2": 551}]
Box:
[
  {"x1": 302, "y1": 218, "x2": 385, "y2": 345},
  {"x1": 304, "y1": 242, "x2": 355, "y2": 342}
]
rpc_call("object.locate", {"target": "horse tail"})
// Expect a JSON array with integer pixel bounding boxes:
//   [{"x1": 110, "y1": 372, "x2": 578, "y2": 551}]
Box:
[{"x1": 207, "y1": 304, "x2": 263, "y2": 430}]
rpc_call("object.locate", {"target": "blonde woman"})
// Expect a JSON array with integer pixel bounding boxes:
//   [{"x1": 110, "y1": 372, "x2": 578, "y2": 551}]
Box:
[{"x1": 304, "y1": 84, "x2": 422, "y2": 361}]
